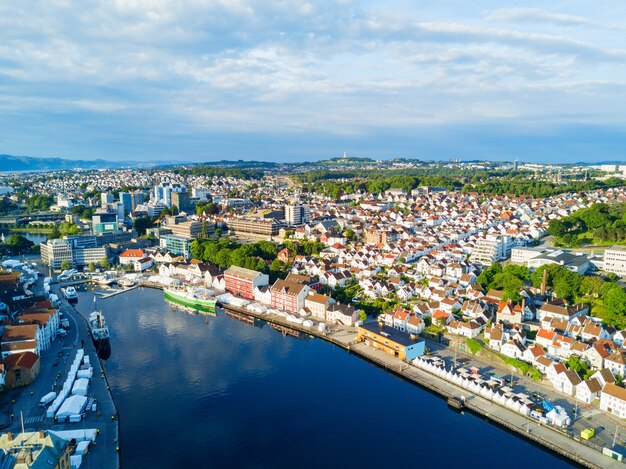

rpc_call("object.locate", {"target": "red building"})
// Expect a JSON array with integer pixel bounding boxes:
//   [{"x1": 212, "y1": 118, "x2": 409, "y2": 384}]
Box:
[
  {"x1": 270, "y1": 279, "x2": 309, "y2": 313},
  {"x1": 224, "y1": 266, "x2": 269, "y2": 299}
]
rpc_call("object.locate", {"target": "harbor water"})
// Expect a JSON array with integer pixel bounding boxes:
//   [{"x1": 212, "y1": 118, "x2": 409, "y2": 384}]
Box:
[{"x1": 76, "y1": 287, "x2": 574, "y2": 468}]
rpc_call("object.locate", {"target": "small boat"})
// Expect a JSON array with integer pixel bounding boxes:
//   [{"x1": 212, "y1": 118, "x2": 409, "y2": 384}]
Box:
[
  {"x1": 119, "y1": 277, "x2": 136, "y2": 288},
  {"x1": 93, "y1": 275, "x2": 116, "y2": 286},
  {"x1": 90, "y1": 296, "x2": 111, "y2": 359},
  {"x1": 63, "y1": 286, "x2": 78, "y2": 302}
]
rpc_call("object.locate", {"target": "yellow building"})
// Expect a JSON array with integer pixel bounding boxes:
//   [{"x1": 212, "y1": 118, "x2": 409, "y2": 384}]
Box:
[
  {"x1": 0, "y1": 431, "x2": 71, "y2": 469},
  {"x1": 357, "y1": 323, "x2": 425, "y2": 361}
]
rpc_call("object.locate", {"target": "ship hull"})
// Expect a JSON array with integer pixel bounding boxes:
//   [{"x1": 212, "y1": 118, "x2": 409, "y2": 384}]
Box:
[
  {"x1": 92, "y1": 335, "x2": 111, "y2": 360},
  {"x1": 164, "y1": 289, "x2": 217, "y2": 309}
]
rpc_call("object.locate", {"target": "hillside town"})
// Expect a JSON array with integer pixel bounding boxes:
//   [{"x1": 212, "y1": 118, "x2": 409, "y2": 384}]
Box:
[{"x1": 3, "y1": 162, "x2": 626, "y2": 466}]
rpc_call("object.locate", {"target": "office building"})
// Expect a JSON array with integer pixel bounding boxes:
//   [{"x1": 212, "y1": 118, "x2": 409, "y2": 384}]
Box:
[
  {"x1": 119, "y1": 192, "x2": 133, "y2": 215},
  {"x1": 284, "y1": 205, "x2": 311, "y2": 226},
  {"x1": 41, "y1": 238, "x2": 109, "y2": 269},
  {"x1": 159, "y1": 235, "x2": 193, "y2": 257},
  {"x1": 512, "y1": 247, "x2": 591, "y2": 274},
  {"x1": 153, "y1": 181, "x2": 187, "y2": 207},
  {"x1": 92, "y1": 209, "x2": 119, "y2": 234},
  {"x1": 101, "y1": 192, "x2": 114, "y2": 206},
  {"x1": 227, "y1": 217, "x2": 281, "y2": 238},
  {"x1": 171, "y1": 191, "x2": 191, "y2": 212},
  {"x1": 604, "y1": 246, "x2": 626, "y2": 277}
]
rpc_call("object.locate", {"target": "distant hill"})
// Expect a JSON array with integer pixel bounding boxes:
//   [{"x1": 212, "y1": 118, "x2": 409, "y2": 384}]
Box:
[{"x1": 0, "y1": 154, "x2": 172, "y2": 172}]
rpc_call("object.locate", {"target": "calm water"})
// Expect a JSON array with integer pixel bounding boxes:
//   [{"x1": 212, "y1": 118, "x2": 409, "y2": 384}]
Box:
[
  {"x1": 76, "y1": 288, "x2": 574, "y2": 468},
  {"x1": 0, "y1": 229, "x2": 48, "y2": 245}
]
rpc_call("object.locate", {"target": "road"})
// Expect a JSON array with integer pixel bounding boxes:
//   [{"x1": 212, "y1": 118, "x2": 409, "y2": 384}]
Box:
[
  {"x1": 3, "y1": 260, "x2": 119, "y2": 469},
  {"x1": 426, "y1": 337, "x2": 626, "y2": 454}
]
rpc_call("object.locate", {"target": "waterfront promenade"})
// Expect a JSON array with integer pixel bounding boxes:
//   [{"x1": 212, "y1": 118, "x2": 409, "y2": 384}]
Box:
[{"x1": 221, "y1": 303, "x2": 622, "y2": 469}]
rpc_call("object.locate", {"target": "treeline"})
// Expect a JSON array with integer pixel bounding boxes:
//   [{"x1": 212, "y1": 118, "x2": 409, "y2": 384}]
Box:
[
  {"x1": 464, "y1": 177, "x2": 625, "y2": 198},
  {"x1": 190, "y1": 238, "x2": 277, "y2": 270},
  {"x1": 26, "y1": 194, "x2": 54, "y2": 212},
  {"x1": 548, "y1": 202, "x2": 626, "y2": 245},
  {"x1": 171, "y1": 165, "x2": 263, "y2": 180},
  {"x1": 300, "y1": 173, "x2": 462, "y2": 199}
]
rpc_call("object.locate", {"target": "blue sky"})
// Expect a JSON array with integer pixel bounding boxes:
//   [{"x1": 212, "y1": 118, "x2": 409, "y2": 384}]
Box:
[{"x1": 1, "y1": 1, "x2": 625, "y2": 163}]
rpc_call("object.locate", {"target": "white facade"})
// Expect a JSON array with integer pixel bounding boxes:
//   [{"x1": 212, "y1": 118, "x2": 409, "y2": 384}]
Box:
[
  {"x1": 604, "y1": 247, "x2": 626, "y2": 277},
  {"x1": 600, "y1": 384, "x2": 626, "y2": 418}
]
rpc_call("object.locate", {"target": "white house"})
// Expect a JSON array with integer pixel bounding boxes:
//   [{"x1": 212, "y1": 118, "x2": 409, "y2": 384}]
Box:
[
  {"x1": 600, "y1": 383, "x2": 626, "y2": 418},
  {"x1": 576, "y1": 378, "x2": 602, "y2": 404}
]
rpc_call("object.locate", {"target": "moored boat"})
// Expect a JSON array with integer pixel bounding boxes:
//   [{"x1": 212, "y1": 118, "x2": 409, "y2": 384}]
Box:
[
  {"x1": 90, "y1": 296, "x2": 111, "y2": 359},
  {"x1": 164, "y1": 286, "x2": 217, "y2": 310}
]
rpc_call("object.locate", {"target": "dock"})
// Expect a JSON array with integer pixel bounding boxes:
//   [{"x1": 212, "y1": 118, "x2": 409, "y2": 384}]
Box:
[
  {"x1": 220, "y1": 303, "x2": 617, "y2": 469},
  {"x1": 97, "y1": 285, "x2": 139, "y2": 299}
]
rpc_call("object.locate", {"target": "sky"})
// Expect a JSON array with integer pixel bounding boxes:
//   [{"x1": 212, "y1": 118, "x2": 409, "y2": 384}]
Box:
[{"x1": 1, "y1": 1, "x2": 625, "y2": 163}]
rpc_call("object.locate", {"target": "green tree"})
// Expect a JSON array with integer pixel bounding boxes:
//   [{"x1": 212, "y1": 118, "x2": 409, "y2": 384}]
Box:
[
  {"x1": 60, "y1": 260, "x2": 71, "y2": 271},
  {"x1": 579, "y1": 276, "x2": 604, "y2": 297},
  {"x1": 5, "y1": 234, "x2": 34, "y2": 254},
  {"x1": 48, "y1": 225, "x2": 61, "y2": 240},
  {"x1": 88, "y1": 262, "x2": 96, "y2": 272},
  {"x1": 547, "y1": 219, "x2": 568, "y2": 237},
  {"x1": 133, "y1": 216, "x2": 154, "y2": 236},
  {"x1": 100, "y1": 257, "x2": 111, "y2": 270}
]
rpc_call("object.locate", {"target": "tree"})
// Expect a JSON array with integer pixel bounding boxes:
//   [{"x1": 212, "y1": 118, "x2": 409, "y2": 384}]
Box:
[
  {"x1": 100, "y1": 257, "x2": 111, "y2": 270},
  {"x1": 553, "y1": 270, "x2": 581, "y2": 301},
  {"x1": 49, "y1": 225, "x2": 61, "y2": 240},
  {"x1": 60, "y1": 260, "x2": 71, "y2": 271},
  {"x1": 359, "y1": 311, "x2": 367, "y2": 322},
  {"x1": 5, "y1": 234, "x2": 34, "y2": 254},
  {"x1": 88, "y1": 262, "x2": 96, "y2": 272},
  {"x1": 133, "y1": 216, "x2": 153, "y2": 236},
  {"x1": 579, "y1": 276, "x2": 604, "y2": 297},
  {"x1": 547, "y1": 219, "x2": 565, "y2": 237}
]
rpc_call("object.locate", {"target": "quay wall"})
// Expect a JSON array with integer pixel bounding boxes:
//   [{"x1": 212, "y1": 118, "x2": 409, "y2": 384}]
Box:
[{"x1": 220, "y1": 303, "x2": 605, "y2": 469}]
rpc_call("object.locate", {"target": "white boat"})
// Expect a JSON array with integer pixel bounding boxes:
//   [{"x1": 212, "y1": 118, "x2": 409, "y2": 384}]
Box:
[
  {"x1": 119, "y1": 277, "x2": 136, "y2": 288},
  {"x1": 64, "y1": 286, "x2": 78, "y2": 302},
  {"x1": 93, "y1": 275, "x2": 116, "y2": 286}
]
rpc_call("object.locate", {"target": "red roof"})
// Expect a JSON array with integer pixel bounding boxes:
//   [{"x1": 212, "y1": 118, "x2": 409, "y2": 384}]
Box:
[
  {"x1": 537, "y1": 329, "x2": 556, "y2": 341},
  {"x1": 120, "y1": 249, "x2": 145, "y2": 258}
]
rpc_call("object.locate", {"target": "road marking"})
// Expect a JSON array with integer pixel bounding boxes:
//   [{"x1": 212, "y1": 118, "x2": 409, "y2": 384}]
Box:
[{"x1": 24, "y1": 415, "x2": 44, "y2": 424}]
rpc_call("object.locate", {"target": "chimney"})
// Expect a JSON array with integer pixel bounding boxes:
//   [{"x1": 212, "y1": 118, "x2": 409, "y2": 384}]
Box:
[
  {"x1": 39, "y1": 431, "x2": 45, "y2": 439},
  {"x1": 521, "y1": 298, "x2": 526, "y2": 311},
  {"x1": 6, "y1": 432, "x2": 12, "y2": 441},
  {"x1": 540, "y1": 269, "x2": 547, "y2": 296}
]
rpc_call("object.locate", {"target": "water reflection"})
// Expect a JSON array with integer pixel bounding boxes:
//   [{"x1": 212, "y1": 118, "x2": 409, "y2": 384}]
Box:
[{"x1": 75, "y1": 287, "x2": 574, "y2": 469}]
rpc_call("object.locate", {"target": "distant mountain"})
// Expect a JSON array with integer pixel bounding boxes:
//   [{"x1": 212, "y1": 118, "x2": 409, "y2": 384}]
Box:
[{"x1": 0, "y1": 154, "x2": 174, "y2": 172}]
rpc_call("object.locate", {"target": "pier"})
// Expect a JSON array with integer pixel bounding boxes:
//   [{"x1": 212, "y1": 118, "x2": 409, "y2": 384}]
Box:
[
  {"x1": 220, "y1": 303, "x2": 618, "y2": 469},
  {"x1": 97, "y1": 285, "x2": 139, "y2": 299}
]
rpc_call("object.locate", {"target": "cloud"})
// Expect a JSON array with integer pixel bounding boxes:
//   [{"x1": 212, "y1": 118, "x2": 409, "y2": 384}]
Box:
[
  {"x1": 0, "y1": 1, "x2": 625, "y2": 161},
  {"x1": 486, "y1": 8, "x2": 624, "y2": 31}
]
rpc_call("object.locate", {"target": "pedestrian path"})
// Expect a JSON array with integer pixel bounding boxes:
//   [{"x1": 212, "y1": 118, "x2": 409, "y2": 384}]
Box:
[{"x1": 24, "y1": 415, "x2": 44, "y2": 425}]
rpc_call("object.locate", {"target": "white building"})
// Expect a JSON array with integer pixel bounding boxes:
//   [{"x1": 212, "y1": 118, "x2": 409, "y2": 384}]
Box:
[
  {"x1": 284, "y1": 205, "x2": 311, "y2": 226},
  {"x1": 600, "y1": 383, "x2": 626, "y2": 418},
  {"x1": 472, "y1": 235, "x2": 513, "y2": 265},
  {"x1": 604, "y1": 246, "x2": 626, "y2": 277}
]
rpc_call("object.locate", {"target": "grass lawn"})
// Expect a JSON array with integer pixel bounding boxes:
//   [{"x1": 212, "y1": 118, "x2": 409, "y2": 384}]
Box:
[{"x1": 466, "y1": 338, "x2": 483, "y2": 355}]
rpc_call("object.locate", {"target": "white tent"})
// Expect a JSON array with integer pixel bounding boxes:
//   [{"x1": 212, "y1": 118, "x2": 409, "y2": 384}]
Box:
[
  {"x1": 77, "y1": 368, "x2": 93, "y2": 380},
  {"x1": 56, "y1": 395, "x2": 87, "y2": 420},
  {"x1": 71, "y1": 378, "x2": 89, "y2": 396}
]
